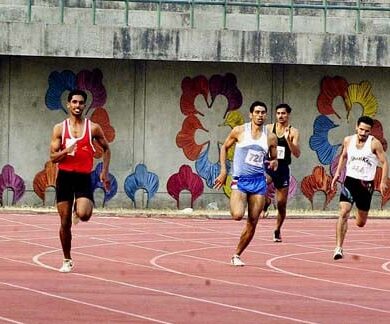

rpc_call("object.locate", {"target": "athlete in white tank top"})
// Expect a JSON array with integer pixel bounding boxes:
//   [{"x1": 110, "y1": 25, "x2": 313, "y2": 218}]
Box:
[{"x1": 345, "y1": 134, "x2": 378, "y2": 181}]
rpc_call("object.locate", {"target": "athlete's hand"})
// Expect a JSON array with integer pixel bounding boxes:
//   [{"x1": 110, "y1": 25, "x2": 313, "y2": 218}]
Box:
[
  {"x1": 284, "y1": 127, "x2": 290, "y2": 140},
  {"x1": 331, "y1": 174, "x2": 338, "y2": 190},
  {"x1": 100, "y1": 172, "x2": 111, "y2": 191},
  {"x1": 214, "y1": 173, "x2": 226, "y2": 190},
  {"x1": 265, "y1": 159, "x2": 278, "y2": 171},
  {"x1": 380, "y1": 180, "x2": 388, "y2": 196}
]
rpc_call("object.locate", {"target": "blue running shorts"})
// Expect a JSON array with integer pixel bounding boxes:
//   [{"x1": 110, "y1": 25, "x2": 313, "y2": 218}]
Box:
[{"x1": 231, "y1": 174, "x2": 267, "y2": 195}]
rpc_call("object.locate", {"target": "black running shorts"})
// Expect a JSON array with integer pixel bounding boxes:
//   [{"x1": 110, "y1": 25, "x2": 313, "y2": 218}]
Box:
[
  {"x1": 339, "y1": 176, "x2": 374, "y2": 212},
  {"x1": 56, "y1": 169, "x2": 94, "y2": 203},
  {"x1": 266, "y1": 164, "x2": 290, "y2": 189}
]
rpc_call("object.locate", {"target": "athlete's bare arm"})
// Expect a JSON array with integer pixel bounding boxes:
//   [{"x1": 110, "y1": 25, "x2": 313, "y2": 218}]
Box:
[
  {"x1": 214, "y1": 125, "x2": 243, "y2": 190},
  {"x1": 287, "y1": 127, "x2": 301, "y2": 158},
  {"x1": 372, "y1": 138, "x2": 389, "y2": 195},
  {"x1": 267, "y1": 132, "x2": 278, "y2": 171},
  {"x1": 331, "y1": 136, "x2": 351, "y2": 190},
  {"x1": 91, "y1": 122, "x2": 111, "y2": 191}
]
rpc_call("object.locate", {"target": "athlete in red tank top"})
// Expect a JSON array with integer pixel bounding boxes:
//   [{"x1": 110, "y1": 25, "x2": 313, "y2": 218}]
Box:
[
  {"x1": 50, "y1": 89, "x2": 111, "y2": 273},
  {"x1": 58, "y1": 118, "x2": 95, "y2": 173}
]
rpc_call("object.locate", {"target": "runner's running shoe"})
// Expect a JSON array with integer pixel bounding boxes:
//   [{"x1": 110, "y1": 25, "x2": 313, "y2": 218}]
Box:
[
  {"x1": 273, "y1": 229, "x2": 282, "y2": 242},
  {"x1": 59, "y1": 259, "x2": 74, "y2": 273},
  {"x1": 231, "y1": 254, "x2": 245, "y2": 266},
  {"x1": 333, "y1": 247, "x2": 343, "y2": 260}
]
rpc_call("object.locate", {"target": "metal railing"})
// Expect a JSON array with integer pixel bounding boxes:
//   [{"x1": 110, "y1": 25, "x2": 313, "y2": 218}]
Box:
[{"x1": 25, "y1": 0, "x2": 390, "y2": 33}]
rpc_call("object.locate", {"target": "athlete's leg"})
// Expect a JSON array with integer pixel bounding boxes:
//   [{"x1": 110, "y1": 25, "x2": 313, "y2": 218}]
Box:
[
  {"x1": 336, "y1": 201, "x2": 352, "y2": 248},
  {"x1": 275, "y1": 186, "x2": 288, "y2": 231},
  {"x1": 260, "y1": 174, "x2": 272, "y2": 218},
  {"x1": 355, "y1": 209, "x2": 369, "y2": 227},
  {"x1": 74, "y1": 197, "x2": 94, "y2": 222},
  {"x1": 234, "y1": 194, "x2": 264, "y2": 255},
  {"x1": 230, "y1": 189, "x2": 247, "y2": 221},
  {"x1": 57, "y1": 201, "x2": 73, "y2": 259}
]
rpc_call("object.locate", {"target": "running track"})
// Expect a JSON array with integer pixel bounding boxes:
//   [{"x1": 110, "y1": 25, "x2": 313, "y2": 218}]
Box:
[{"x1": 0, "y1": 212, "x2": 389, "y2": 323}]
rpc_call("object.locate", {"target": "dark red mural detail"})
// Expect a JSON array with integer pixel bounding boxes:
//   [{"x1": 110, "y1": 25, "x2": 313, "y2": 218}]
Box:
[
  {"x1": 166, "y1": 165, "x2": 204, "y2": 209},
  {"x1": 317, "y1": 76, "x2": 348, "y2": 118}
]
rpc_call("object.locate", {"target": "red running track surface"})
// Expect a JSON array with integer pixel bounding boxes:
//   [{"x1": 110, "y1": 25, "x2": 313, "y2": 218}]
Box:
[{"x1": 0, "y1": 212, "x2": 389, "y2": 323}]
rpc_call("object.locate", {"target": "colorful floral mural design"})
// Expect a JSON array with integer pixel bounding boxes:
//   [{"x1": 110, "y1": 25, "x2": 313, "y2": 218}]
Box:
[
  {"x1": 91, "y1": 162, "x2": 118, "y2": 207},
  {"x1": 167, "y1": 165, "x2": 204, "y2": 209},
  {"x1": 90, "y1": 107, "x2": 116, "y2": 159},
  {"x1": 176, "y1": 73, "x2": 243, "y2": 192},
  {"x1": 0, "y1": 165, "x2": 25, "y2": 205},
  {"x1": 124, "y1": 164, "x2": 159, "y2": 208},
  {"x1": 301, "y1": 166, "x2": 337, "y2": 210},
  {"x1": 307, "y1": 75, "x2": 386, "y2": 208},
  {"x1": 33, "y1": 161, "x2": 58, "y2": 204},
  {"x1": 45, "y1": 68, "x2": 116, "y2": 158},
  {"x1": 45, "y1": 69, "x2": 107, "y2": 113},
  {"x1": 311, "y1": 76, "x2": 385, "y2": 166}
]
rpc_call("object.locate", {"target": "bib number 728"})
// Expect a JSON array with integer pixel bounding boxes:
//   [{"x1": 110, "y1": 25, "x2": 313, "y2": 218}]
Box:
[{"x1": 245, "y1": 149, "x2": 265, "y2": 167}]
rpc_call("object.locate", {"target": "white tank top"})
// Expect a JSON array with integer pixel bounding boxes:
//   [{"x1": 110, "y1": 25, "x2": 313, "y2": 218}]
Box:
[
  {"x1": 232, "y1": 123, "x2": 268, "y2": 177},
  {"x1": 346, "y1": 135, "x2": 378, "y2": 181}
]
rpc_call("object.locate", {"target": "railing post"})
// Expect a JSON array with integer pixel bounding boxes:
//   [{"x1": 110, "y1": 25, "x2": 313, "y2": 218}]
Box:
[
  {"x1": 257, "y1": 0, "x2": 261, "y2": 31},
  {"x1": 125, "y1": 0, "x2": 129, "y2": 26},
  {"x1": 223, "y1": 0, "x2": 227, "y2": 29},
  {"x1": 289, "y1": 0, "x2": 294, "y2": 32},
  {"x1": 157, "y1": 0, "x2": 162, "y2": 29},
  {"x1": 356, "y1": 0, "x2": 361, "y2": 33},
  {"x1": 323, "y1": 0, "x2": 327, "y2": 32},
  {"x1": 27, "y1": 0, "x2": 32, "y2": 23},
  {"x1": 60, "y1": 0, "x2": 64, "y2": 24},
  {"x1": 92, "y1": 0, "x2": 96, "y2": 25},
  {"x1": 190, "y1": 0, "x2": 194, "y2": 28}
]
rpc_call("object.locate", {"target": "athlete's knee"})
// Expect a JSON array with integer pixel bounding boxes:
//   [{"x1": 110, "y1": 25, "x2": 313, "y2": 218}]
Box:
[
  {"x1": 77, "y1": 211, "x2": 92, "y2": 221},
  {"x1": 231, "y1": 211, "x2": 244, "y2": 221},
  {"x1": 355, "y1": 218, "x2": 367, "y2": 227}
]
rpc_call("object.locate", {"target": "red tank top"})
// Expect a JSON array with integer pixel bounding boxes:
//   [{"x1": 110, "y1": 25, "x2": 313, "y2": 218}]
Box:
[{"x1": 58, "y1": 118, "x2": 95, "y2": 173}]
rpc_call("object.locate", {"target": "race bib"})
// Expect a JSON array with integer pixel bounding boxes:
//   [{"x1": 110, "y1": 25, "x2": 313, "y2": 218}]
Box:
[
  {"x1": 65, "y1": 138, "x2": 77, "y2": 156},
  {"x1": 277, "y1": 146, "x2": 285, "y2": 159},
  {"x1": 245, "y1": 149, "x2": 265, "y2": 167}
]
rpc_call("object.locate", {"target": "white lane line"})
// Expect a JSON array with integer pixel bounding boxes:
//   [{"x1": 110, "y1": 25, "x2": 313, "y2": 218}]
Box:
[{"x1": 0, "y1": 282, "x2": 171, "y2": 324}]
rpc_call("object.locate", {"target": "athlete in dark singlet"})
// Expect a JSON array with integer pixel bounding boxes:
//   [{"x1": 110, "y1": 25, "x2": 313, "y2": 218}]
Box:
[
  {"x1": 50, "y1": 89, "x2": 111, "y2": 273},
  {"x1": 261, "y1": 103, "x2": 300, "y2": 242}
]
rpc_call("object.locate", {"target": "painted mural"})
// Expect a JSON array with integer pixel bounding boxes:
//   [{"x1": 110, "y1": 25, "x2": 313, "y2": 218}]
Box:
[
  {"x1": 124, "y1": 164, "x2": 159, "y2": 208},
  {"x1": 175, "y1": 73, "x2": 244, "y2": 203},
  {"x1": 33, "y1": 68, "x2": 117, "y2": 205},
  {"x1": 166, "y1": 165, "x2": 204, "y2": 209},
  {"x1": 304, "y1": 76, "x2": 389, "y2": 209},
  {"x1": 0, "y1": 165, "x2": 25, "y2": 206}
]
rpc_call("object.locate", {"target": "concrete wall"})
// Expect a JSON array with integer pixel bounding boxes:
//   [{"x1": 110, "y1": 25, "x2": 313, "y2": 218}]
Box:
[{"x1": 0, "y1": 55, "x2": 389, "y2": 211}]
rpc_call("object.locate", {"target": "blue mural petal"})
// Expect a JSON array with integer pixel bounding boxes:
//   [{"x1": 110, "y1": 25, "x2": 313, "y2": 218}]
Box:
[
  {"x1": 91, "y1": 162, "x2": 118, "y2": 206},
  {"x1": 124, "y1": 164, "x2": 159, "y2": 208},
  {"x1": 309, "y1": 115, "x2": 341, "y2": 165},
  {"x1": 195, "y1": 143, "x2": 231, "y2": 188},
  {"x1": 45, "y1": 70, "x2": 77, "y2": 113}
]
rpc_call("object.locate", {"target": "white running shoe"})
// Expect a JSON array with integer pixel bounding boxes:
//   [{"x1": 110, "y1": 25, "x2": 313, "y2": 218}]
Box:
[
  {"x1": 59, "y1": 259, "x2": 74, "y2": 273},
  {"x1": 333, "y1": 247, "x2": 343, "y2": 260},
  {"x1": 273, "y1": 230, "x2": 282, "y2": 242},
  {"x1": 231, "y1": 254, "x2": 245, "y2": 266}
]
